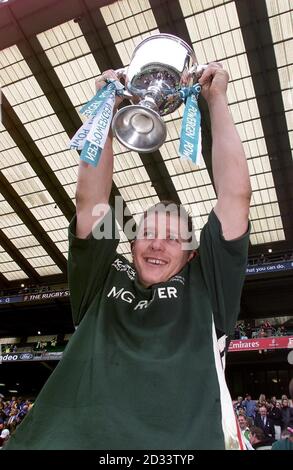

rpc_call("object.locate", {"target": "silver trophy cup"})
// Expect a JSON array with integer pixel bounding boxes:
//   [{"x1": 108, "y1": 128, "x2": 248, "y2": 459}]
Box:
[{"x1": 112, "y1": 33, "x2": 205, "y2": 153}]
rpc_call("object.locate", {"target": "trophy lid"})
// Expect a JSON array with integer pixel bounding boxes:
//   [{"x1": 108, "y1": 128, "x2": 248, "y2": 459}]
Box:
[{"x1": 131, "y1": 33, "x2": 196, "y2": 64}]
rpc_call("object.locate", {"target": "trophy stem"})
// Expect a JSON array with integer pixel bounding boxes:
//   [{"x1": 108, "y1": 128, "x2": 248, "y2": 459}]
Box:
[{"x1": 140, "y1": 95, "x2": 160, "y2": 113}]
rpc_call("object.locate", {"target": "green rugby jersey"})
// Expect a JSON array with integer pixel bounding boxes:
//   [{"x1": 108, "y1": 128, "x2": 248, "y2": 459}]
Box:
[{"x1": 6, "y1": 209, "x2": 249, "y2": 450}]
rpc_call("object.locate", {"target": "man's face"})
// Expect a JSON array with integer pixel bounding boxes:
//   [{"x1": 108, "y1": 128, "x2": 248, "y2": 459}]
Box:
[
  {"x1": 132, "y1": 211, "x2": 195, "y2": 288},
  {"x1": 259, "y1": 406, "x2": 267, "y2": 417},
  {"x1": 238, "y1": 416, "x2": 247, "y2": 430}
]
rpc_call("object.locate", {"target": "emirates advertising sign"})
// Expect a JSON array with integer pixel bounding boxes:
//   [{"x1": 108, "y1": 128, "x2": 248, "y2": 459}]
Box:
[{"x1": 228, "y1": 336, "x2": 293, "y2": 352}]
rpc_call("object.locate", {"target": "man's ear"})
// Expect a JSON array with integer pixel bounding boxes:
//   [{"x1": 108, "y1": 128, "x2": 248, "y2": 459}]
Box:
[{"x1": 130, "y1": 240, "x2": 135, "y2": 255}]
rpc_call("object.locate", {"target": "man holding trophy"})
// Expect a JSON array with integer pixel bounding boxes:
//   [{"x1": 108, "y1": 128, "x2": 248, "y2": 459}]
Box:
[{"x1": 6, "y1": 36, "x2": 251, "y2": 450}]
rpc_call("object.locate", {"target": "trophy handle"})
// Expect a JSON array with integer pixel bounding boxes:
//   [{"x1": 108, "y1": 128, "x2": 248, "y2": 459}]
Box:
[
  {"x1": 189, "y1": 64, "x2": 207, "y2": 81},
  {"x1": 164, "y1": 64, "x2": 208, "y2": 106},
  {"x1": 115, "y1": 67, "x2": 127, "y2": 79},
  {"x1": 115, "y1": 67, "x2": 133, "y2": 99}
]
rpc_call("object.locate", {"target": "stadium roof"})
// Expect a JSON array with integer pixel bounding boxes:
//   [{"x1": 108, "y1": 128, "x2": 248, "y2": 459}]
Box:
[{"x1": 0, "y1": 0, "x2": 292, "y2": 290}]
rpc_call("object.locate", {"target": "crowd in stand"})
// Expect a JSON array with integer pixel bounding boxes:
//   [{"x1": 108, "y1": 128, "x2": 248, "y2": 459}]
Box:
[
  {"x1": 234, "y1": 393, "x2": 293, "y2": 450},
  {"x1": 247, "y1": 251, "x2": 293, "y2": 266},
  {"x1": 0, "y1": 396, "x2": 33, "y2": 448},
  {"x1": 4, "y1": 320, "x2": 291, "y2": 357},
  {"x1": 1, "y1": 337, "x2": 64, "y2": 356},
  {"x1": 1, "y1": 390, "x2": 292, "y2": 450},
  {"x1": 233, "y1": 320, "x2": 290, "y2": 340}
]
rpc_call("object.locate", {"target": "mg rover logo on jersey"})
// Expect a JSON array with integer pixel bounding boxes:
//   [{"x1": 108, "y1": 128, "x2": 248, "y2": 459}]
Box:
[{"x1": 107, "y1": 286, "x2": 135, "y2": 303}]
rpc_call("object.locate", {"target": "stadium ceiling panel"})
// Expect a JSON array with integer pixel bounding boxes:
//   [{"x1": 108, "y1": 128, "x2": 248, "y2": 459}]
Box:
[
  {"x1": 0, "y1": 191, "x2": 60, "y2": 280},
  {"x1": 0, "y1": 0, "x2": 292, "y2": 288},
  {"x1": 0, "y1": 44, "x2": 78, "y2": 260},
  {"x1": 38, "y1": 19, "x2": 160, "y2": 212},
  {"x1": 181, "y1": 0, "x2": 285, "y2": 245}
]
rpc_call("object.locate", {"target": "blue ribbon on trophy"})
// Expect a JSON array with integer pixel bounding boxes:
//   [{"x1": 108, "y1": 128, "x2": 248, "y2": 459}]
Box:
[
  {"x1": 69, "y1": 78, "x2": 202, "y2": 167},
  {"x1": 69, "y1": 35, "x2": 205, "y2": 166},
  {"x1": 69, "y1": 80, "x2": 124, "y2": 167},
  {"x1": 178, "y1": 83, "x2": 202, "y2": 165}
]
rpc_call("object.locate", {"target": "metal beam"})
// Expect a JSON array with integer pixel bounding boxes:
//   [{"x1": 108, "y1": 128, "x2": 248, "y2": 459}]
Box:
[
  {"x1": 0, "y1": 229, "x2": 41, "y2": 282},
  {"x1": 236, "y1": 0, "x2": 293, "y2": 241},
  {"x1": 139, "y1": 151, "x2": 181, "y2": 203},
  {"x1": 6, "y1": 3, "x2": 135, "y2": 234},
  {"x1": 74, "y1": 5, "x2": 137, "y2": 233},
  {"x1": 2, "y1": 96, "x2": 75, "y2": 222},
  {"x1": 19, "y1": 39, "x2": 81, "y2": 138},
  {"x1": 0, "y1": 272, "x2": 10, "y2": 289},
  {"x1": 0, "y1": 0, "x2": 118, "y2": 51},
  {"x1": 2, "y1": 4, "x2": 76, "y2": 222},
  {"x1": 0, "y1": 172, "x2": 67, "y2": 274}
]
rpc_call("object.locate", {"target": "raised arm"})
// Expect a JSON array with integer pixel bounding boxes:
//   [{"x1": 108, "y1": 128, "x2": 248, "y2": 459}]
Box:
[
  {"x1": 75, "y1": 70, "x2": 123, "y2": 239},
  {"x1": 199, "y1": 63, "x2": 252, "y2": 240}
]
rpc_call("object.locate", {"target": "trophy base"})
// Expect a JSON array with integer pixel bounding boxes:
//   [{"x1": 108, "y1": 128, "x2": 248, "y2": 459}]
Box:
[{"x1": 112, "y1": 105, "x2": 167, "y2": 153}]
